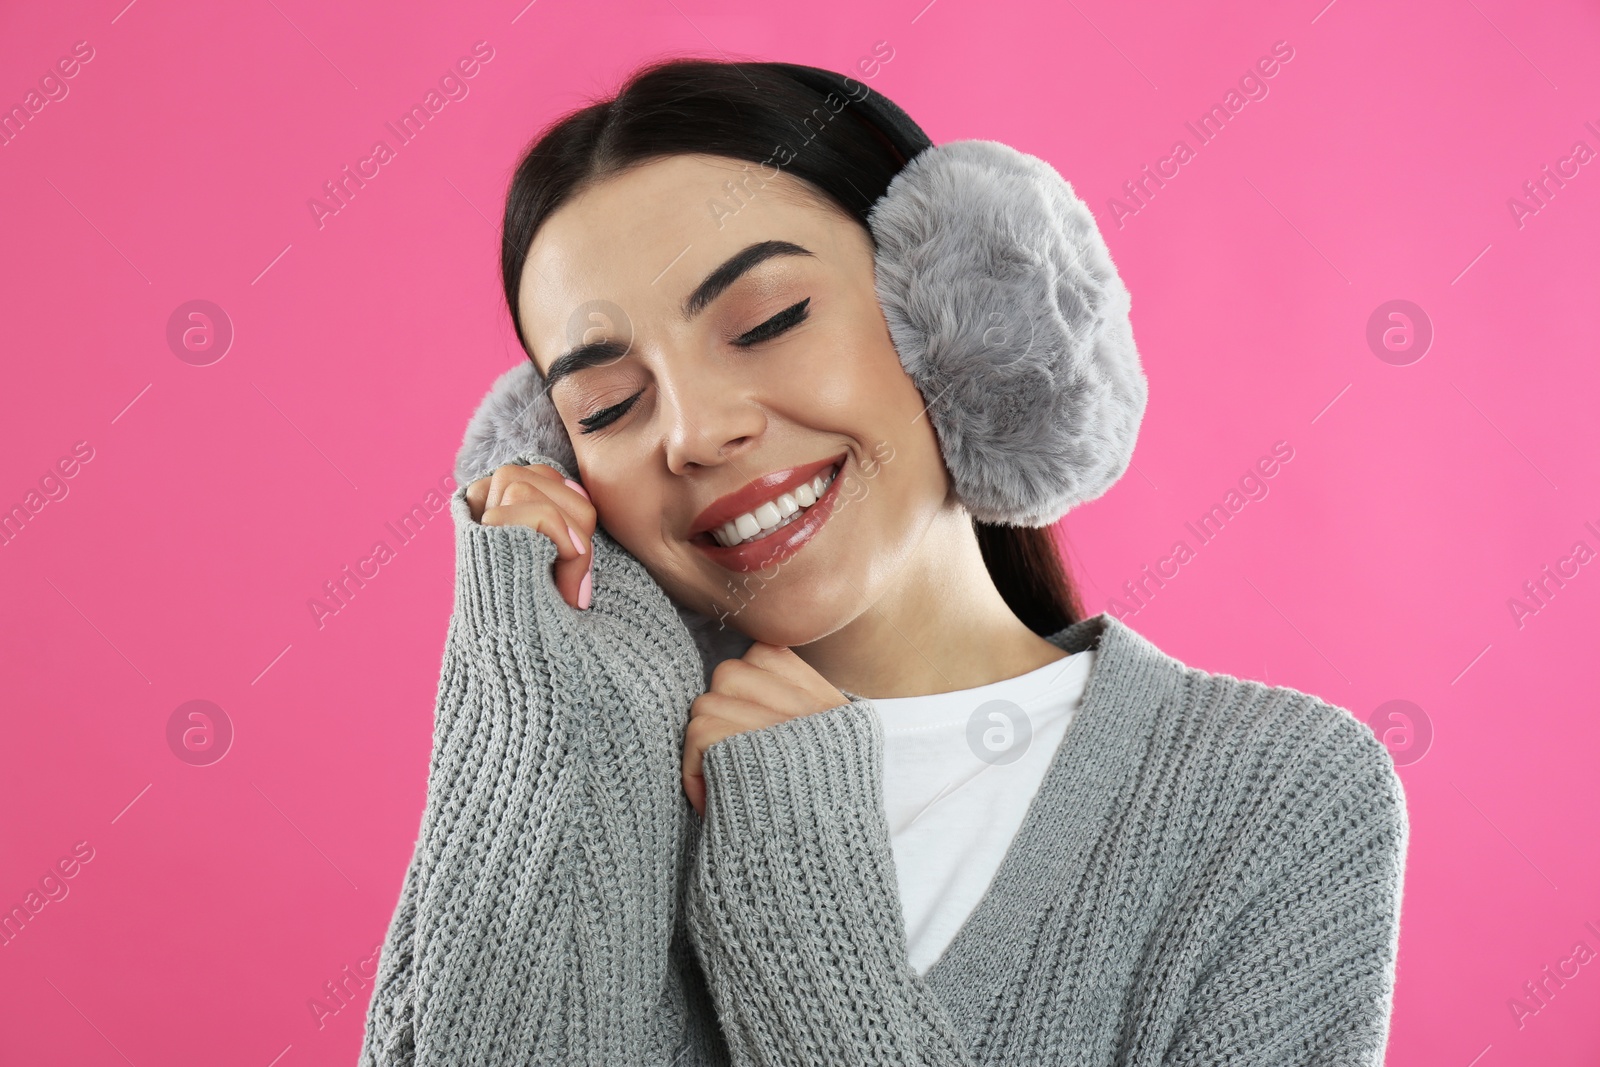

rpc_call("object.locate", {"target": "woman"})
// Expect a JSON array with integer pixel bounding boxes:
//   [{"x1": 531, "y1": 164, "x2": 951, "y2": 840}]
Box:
[{"x1": 358, "y1": 58, "x2": 1407, "y2": 1066}]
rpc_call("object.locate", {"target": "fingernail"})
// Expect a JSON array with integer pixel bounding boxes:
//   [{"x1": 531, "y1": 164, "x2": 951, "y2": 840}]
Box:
[
  {"x1": 566, "y1": 523, "x2": 586, "y2": 555},
  {"x1": 563, "y1": 477, "x2": 590, "y2": 501},
  {"x1": 577, "y1": 568, "x2": 592, "y2": 610}
]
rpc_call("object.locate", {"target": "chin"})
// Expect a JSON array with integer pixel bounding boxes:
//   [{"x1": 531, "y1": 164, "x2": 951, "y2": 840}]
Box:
[
  {"x1": 715, "y1": 595, "x2": 855, "y2": 649},
  {"x1": 664, "y1": 583, "x2": 837, "y2": 670}
]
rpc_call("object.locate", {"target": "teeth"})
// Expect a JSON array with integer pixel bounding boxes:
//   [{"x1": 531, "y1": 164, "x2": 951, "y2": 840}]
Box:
[{"x1": 710, "y1": 464, "x2": 838, "y2": 547}]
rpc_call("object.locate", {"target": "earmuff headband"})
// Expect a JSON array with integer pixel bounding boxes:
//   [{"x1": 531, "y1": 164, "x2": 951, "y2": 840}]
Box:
[{"x1": 456, "y1": 63, "x2": 1148, "y2": 531}]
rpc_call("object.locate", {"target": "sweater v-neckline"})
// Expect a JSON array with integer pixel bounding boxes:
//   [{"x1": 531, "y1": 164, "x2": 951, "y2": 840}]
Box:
[{"x1": 913, "y1": 612, "x2": 1181, "y2": 1027}]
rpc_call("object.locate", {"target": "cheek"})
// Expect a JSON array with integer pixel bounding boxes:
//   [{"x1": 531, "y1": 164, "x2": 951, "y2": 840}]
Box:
[
  {"x1": 579, "y1": 462, "x2": 653, "y2": 543},
  {"x1": 780, "y1": 321, "x2": 947, "y2": 507},
  {"x1": 791, "y1": 315, "x2": 923, "y2": 422},
  {"x1": 582, "y1": 465, "x2": 695, "y2": 583}
]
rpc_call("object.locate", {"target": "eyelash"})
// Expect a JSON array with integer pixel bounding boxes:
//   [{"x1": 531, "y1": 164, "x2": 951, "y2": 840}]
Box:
[{"x1": 576, "y1": 298, "x2": 811, "y2": 434}]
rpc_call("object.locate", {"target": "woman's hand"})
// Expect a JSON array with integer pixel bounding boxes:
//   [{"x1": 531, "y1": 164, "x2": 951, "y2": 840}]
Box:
[
  {"x1": 465, "y1": 463, "x2": 596, "y2": 610},
  {"x1": 682, "y1": 642, "x2": 850, "y2": 815}
]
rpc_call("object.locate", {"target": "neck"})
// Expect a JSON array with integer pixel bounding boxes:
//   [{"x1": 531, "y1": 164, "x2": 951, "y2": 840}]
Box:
[{"x1": 794, "y1": 508, "x2": 1068, "y2": 699}]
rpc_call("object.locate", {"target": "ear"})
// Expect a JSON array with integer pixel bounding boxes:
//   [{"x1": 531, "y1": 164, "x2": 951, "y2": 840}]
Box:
[{"x1": 868, "y1": 139, "x2": 1148, "y2": 527}]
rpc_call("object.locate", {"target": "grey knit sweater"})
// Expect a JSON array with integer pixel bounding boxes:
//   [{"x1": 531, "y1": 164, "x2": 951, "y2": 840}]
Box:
[{"x1": 357, "y1": 453, "x2": 1408, "y2": 1066}]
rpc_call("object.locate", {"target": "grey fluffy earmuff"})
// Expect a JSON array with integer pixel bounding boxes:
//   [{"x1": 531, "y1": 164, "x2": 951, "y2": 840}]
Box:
[{"x1": 455, "y1": 63, "x2": 1147, "y2": 529}]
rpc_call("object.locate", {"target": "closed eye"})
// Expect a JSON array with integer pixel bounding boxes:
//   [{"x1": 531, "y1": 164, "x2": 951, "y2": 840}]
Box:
[
  {"x1": 734, "y1": 297, "x2": 810, "y2": 347},
  {"x1": 578, "y1": 393, "x2": 638, "y2": 434},
  {"x1": 578, "y1": 297, "x2": 812, "y2": 434}
]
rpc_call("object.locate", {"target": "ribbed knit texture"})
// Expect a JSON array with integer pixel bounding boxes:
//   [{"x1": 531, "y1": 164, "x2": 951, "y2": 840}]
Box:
[
  {"x1": 356, "y1": 460, "x2": 724, "y2": 1065},
  {"x1": 358, "y1": 453, "x2": 1408, "y2": 1066}
]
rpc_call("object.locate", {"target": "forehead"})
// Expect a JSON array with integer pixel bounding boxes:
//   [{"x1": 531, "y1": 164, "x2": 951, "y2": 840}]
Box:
[{"x1": 518, "y1": 155, "x2": 844, "y2": 353}]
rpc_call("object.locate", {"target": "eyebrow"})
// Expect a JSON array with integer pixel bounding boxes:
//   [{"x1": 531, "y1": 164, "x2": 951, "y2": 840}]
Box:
[{"x1": 542, "y1": 239, "x2": 814, "y2": 392}]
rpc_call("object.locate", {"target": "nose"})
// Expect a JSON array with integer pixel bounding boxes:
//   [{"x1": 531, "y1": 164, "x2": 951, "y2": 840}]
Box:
[{"x1": 659, "y1": 354, "x2": 767, "y2": 475}]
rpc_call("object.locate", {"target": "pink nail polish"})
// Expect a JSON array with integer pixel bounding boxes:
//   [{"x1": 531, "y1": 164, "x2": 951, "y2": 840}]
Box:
[
  {"x1": 563, "y1": 477, "x2": 590, "y2": 501},
  {"x1": 577, "y1": 569, "x2": 592, "y2": 610},
  {"x1": 566, "y1": 523, "x2": 587, "y2": 555}
]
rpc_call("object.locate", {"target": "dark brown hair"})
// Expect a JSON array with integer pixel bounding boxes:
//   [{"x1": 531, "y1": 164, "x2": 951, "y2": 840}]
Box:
[{"x1": 498, "y1": 56, "x2": 1084, "y2": 636}]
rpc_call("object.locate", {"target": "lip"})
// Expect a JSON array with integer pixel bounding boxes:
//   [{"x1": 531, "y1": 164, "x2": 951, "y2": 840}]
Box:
[
  {"x1": 690, "y1": 453, "x2": 848, "y2": 573},
  {"x1": 688, "y1": 451, "x2": 848, "y2": 538}
]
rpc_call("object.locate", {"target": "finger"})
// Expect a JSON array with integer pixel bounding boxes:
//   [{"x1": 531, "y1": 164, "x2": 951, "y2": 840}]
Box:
[
  {"x1": 740, "y1": 641, "x2": 808, "y2": 679},
  {"x1": 708, "y1": 656, "x2": 829, "y2": 717},
  {"x1": 480, "y1": 499, "x2": 591, "y2": 609},
  {"x1": 496, "y1": 469, "x2": 599, "y2": 536},
  {"x1": 681, "y1": 712, "x2": 733, "y2": 817},
  {"x1": 682, "y1": 766, "x2": 706, "y2": 816},
  {"x1": 686, "y1": 693, "x2": 790, "y2": 733},
  {"x1": 523, "y1": 463, "x2": 566, "y2": 484},
  {"x1": 740, "y1": 642, "x2": 848, "y2": 706},
  {"x1": 485, "y1": 463, "x2": 574, "y2": 513},
  {"x1": 681, "y1": 696, "x2": 792, "y2": 818},
  {"x1": 465, "y1": 477, "x2": 492, "y2": 522},
  {"x1": 681, "y1": 714, "x2": 718, "y2": 818},
  {"x1": 499, "y1": 480, "x2": 594, "y2": 547},
  {"x1": 484, "y1": 465, "x2": 521, "y2": 513},
  {"x1": 497, "y1": 480, "x2": 595, "y2": 606},
  {"x1": 483, "y1": 463, "x2": 534, "y2": 515},
  {"x1": 524, "y1": 465, "x2": 593, "y2": 507}
]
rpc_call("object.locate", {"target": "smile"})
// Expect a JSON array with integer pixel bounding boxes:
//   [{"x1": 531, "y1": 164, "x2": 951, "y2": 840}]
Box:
[
  {"x1": 708, "y1": 464, "x2": 838, "y2": 547},
  {"x1": 689, "y1": 453, "x2": 848, "y2": 573}
]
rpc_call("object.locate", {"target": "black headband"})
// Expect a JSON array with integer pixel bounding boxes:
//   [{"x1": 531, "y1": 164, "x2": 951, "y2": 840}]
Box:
[{"x1": 763, "y1": 62, "x2": 934, "y2": 167}]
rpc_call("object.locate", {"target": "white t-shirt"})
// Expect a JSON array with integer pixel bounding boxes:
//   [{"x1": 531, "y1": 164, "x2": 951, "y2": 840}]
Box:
[{"x1": 871, "y1": 648, "x2": 1096, "y2": 977}]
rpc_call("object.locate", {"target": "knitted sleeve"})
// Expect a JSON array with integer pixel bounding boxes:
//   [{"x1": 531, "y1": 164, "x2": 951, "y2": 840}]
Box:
[
  {"x1": 685, "y1": 700, "x2": 976, "y2": 1066},
  {"x1": 1160, "y1": 696, "x2": 1410, "y2": 1067},
  {"x1": 357, "y1": 462, "x2": 728, "y2": 1066}
]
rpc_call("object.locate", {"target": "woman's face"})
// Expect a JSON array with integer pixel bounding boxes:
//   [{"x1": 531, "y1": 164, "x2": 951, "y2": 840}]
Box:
[{"x1": 519, "y1": 153, "x2": 952, "y2": 647}]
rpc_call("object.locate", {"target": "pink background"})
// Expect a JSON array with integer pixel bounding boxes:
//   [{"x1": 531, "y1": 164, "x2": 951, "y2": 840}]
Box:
[{"x1": 2, "y1": 0, "x2": 1597, "y2": 1063}]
